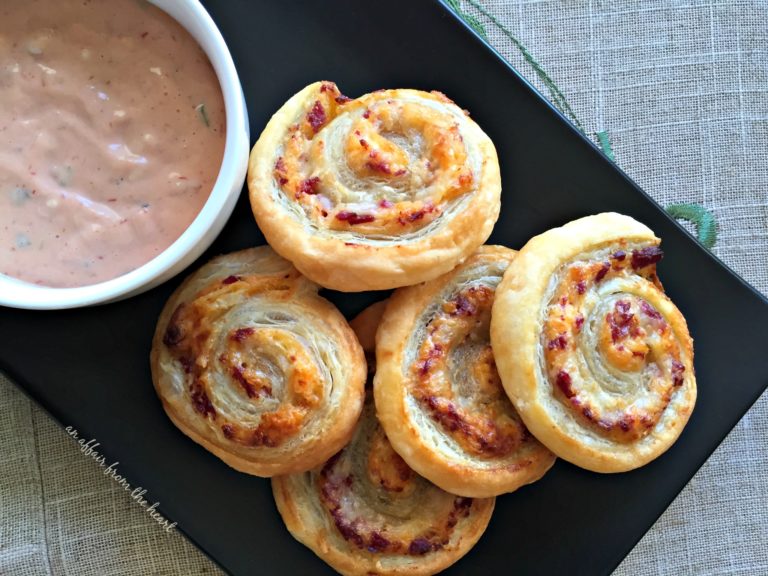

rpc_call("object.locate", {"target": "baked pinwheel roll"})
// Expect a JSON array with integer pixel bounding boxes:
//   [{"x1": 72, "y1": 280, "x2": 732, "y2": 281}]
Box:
[
  {"x1": 491, "y1": 213, "x2": 697, "y2": 473},
  {"x1": 150, "y1": 247, "x2": 366, "y2": 477},
  {"x1": 247, "y1": 81, "x2": 501, "y2": 292},
  {"x1": 272, "y1": 304, "x2": 494, "y2": 576},
  {"x1": 374, "y1": 247, "x2": 556, "y2": 497}
]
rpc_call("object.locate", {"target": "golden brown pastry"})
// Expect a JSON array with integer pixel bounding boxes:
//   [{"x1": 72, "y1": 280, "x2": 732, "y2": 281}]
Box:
[
  {"x1": 150, "y1": 247, "x2": 366, "y2": 477},
  {"x1": 491, "y1": 213, "x2": 697, "y2": 473},
  {"x1": 272, "y1": 303, "x2": 494, "y2": 576},
  {"x1": 374, "y1": 247, "x2": 555, "y2": 497},
  {"x1": 349, "y1": 300, "x2": 389, "y2": 354},
  {"x1": 247, "y1": 81, "x2": 501, "y2": 292}
]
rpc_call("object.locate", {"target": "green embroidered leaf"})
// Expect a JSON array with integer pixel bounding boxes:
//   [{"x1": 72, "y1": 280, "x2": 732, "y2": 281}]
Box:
[
  {"x1": 596, "y1": 130, "x2": 615, "y2": 162},
  {"x1": 665, "y1": 203, "x2": 718, "y2": 249},
  {"x1": 444, "y1": 0, "x2": 488, "y2": 40}
]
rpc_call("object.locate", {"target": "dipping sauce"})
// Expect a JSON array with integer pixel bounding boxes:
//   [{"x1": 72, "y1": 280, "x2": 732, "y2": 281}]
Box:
[{"x1": 0, "y1": 0, "x2": 226, "y2": 287}]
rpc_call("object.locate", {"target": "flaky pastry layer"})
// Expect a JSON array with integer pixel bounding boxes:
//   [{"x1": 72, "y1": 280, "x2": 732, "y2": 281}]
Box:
[
  {"x1": 150, "y1": 247, "x2": 366, "y2": 476},
  {"x1": 247, "y1": 81, "x2": 501, "y2": 291},
  {"x1": 273, "y1": 303, "x2": 494, "y2": 576},
  {"x1": 374, "y1": 246, "x2": 555, "y2": 497},
  {"x1": 491, "y1": 213, "x2": 697, "y2": 472}
]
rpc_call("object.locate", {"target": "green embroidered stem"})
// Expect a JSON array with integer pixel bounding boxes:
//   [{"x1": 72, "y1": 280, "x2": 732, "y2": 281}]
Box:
[
  {"x1": 665, "y1": 204, "x2": 717, "y2": 249},
  {"x1": 453, "y1": 0, "x2": 585, "y2": 133},
  {"x1": 446, "y1": 0, "x2": 718, "y2": 251},
  {"x1": 444, "y1": 0, "x2": 488, "y2": 39},
  {"x1": 596, "y1": 130, "x2": 615, "y2": 161}
]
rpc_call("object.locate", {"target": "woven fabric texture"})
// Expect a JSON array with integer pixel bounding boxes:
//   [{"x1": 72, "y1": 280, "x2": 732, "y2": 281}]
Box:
[{"x1": 1, "y1": 1, "x2": 766, "y2": 575}]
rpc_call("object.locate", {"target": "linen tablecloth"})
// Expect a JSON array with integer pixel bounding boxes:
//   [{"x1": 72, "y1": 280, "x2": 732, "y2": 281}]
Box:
[{"x1": 2, "y1": 1, "x2": 766, "y2": 574}]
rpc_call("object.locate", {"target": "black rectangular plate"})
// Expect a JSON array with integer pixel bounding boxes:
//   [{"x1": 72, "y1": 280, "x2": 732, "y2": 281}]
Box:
[{"x1": 2, "y1": 1, "x2": 767, "y2": 575}]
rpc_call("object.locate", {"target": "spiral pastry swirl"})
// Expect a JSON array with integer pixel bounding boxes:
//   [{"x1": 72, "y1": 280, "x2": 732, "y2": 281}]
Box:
[
  {"x1": 491, "y1": 213, "x2": 697, "y2": 472},
  {"x1": 150, "y1": 247, "x2": 366, "y2": 477},
  {"x1": 247, "y1": 81, "x2": 501, "y2": 291},
  {"x1": 272, "y1": 304, "x2": 494, "y2": 576},
  {"x1": 374, "y1": 247, "x2": 555, "y2": 497}
]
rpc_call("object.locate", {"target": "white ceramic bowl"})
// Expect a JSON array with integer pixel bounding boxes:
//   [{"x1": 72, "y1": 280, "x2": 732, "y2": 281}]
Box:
[{"x1": 0, "y1": 0, "x2": 250, "y2": 310}]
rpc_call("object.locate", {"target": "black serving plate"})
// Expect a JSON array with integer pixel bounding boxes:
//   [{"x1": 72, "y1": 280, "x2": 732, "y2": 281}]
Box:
[{"x1": 2, "y1": 1, "x2": 767, "y2": 575}]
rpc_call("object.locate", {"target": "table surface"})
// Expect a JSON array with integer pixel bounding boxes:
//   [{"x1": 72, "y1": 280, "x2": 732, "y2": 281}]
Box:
[{"x1": 2, "y1": 1, "x2": 766, "y2": 575}]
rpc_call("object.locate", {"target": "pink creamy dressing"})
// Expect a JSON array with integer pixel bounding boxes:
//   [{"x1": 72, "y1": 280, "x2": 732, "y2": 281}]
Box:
[{"x1": 0, "y1": 0, "x2": 226, "y2": 287}]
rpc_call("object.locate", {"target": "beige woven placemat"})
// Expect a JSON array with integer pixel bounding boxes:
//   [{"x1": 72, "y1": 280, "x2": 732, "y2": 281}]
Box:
[{"x1": 2, "y1": 1, "x2": 766, "y2": 575}]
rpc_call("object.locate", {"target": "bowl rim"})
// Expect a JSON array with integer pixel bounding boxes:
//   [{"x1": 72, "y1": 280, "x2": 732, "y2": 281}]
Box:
[{"x1": 0, "y1": 0, "x2": 249, "y2": 310}]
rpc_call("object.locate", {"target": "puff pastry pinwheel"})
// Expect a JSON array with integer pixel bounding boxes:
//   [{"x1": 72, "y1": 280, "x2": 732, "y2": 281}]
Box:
[
  {"x1": 247, "y1": 81, "x2": 501, "y2": 292},
  {"x1": 491, "y1": 213, "x2": 697, "y2": 473},
  {"x1": 150, "y1": 247, "x2": 366, "y2": 477},
  {"x1": 374, "y1": 246, "x2": 555, "y2": 497},
  {"x1": 272, "y1": 303, "x2": 494, "y2": 576}
]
